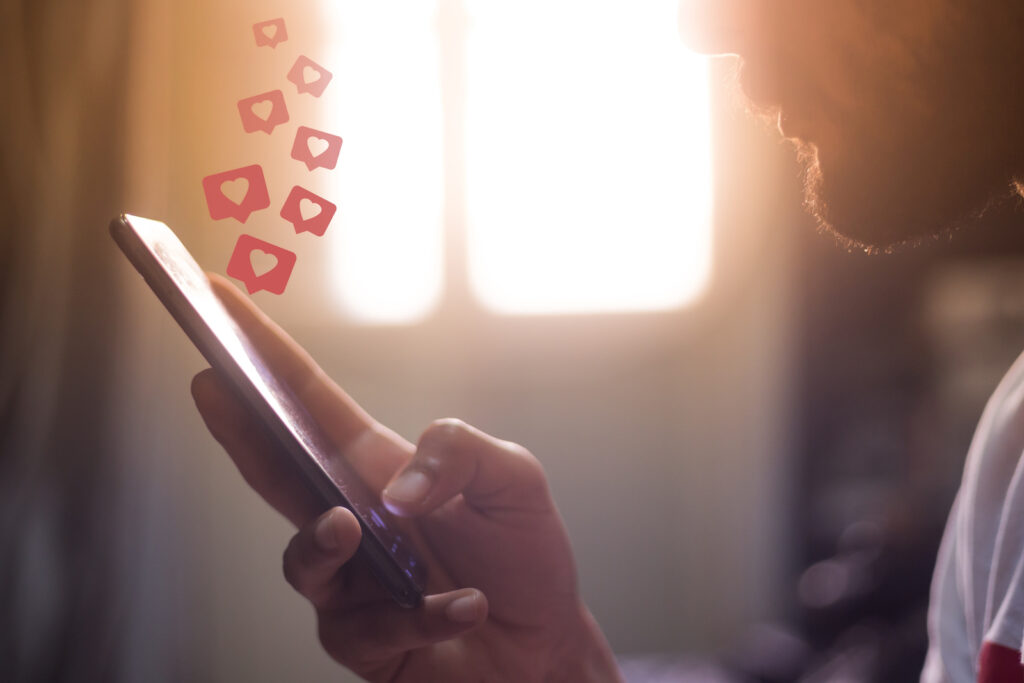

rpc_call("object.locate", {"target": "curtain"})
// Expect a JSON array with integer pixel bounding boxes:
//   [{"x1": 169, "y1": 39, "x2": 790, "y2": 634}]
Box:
[{"x1": 0, "y1": 2, "x2": 145, "y2": 680}]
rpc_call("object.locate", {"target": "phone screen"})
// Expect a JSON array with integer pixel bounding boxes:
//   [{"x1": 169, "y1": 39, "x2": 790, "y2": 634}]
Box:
[{"x1": 111, "y1": 214, "x2": 426, "y2": 607}]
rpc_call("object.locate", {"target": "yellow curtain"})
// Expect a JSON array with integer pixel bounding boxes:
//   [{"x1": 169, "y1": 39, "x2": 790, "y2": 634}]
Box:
[{"x1": 0, "y1": 1, "x2": 151, "y2": 680}]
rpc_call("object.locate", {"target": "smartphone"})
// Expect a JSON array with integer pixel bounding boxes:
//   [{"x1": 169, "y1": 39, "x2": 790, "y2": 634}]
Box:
[{"x1": 110, "y1": 213, "x2": 427, "y2": 608}]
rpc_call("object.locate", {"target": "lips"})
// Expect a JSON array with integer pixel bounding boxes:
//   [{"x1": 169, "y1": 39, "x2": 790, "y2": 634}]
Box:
[{"x1": 738, "y1": 62, "x2": 821, "y2": 143}]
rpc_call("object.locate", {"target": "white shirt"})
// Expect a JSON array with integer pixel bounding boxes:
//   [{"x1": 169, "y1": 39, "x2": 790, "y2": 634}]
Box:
[{"x1": 922, "y1": 350, "x2": 1024, "y2": 682}]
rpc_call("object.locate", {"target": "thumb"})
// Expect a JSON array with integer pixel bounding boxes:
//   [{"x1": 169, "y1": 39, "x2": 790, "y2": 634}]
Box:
[{"x1": 381, "y1": 419, "x2": 552, "y2": 517}]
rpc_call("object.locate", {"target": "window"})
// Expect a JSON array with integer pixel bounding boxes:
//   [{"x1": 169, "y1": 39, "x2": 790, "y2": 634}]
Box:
[
  {"x1": 322, "y1": 2, "x2": 444, "y2": 324},
  {"x1": 465, "y1": 0, "x2": 713, "y2": 315},
  {"x1": 323, "y1": 0, "x2": 712, "y2": 322}
]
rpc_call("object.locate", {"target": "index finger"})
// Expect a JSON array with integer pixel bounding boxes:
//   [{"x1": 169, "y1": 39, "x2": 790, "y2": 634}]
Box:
[
  {"x1": 208, "y1": 273, "x2": 372, "y2": 447},
  {"x1": 204, "y1": 273, "x2": 413, "y2": 491}
]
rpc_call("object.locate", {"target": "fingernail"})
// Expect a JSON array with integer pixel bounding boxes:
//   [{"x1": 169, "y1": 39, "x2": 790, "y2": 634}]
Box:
[
  {"x1": 384, "y1": 470, "x2": 432, "y2": 505},
  {"x1": 446, "y1": 593, "x2": 480, "y2": 623},
  {"x1": 314, "y1": 509, "x2": 339, "y2": 552}
]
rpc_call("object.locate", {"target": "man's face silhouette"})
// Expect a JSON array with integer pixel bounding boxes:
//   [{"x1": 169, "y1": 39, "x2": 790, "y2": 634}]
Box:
[{"x1": 681, "y1": 1, "x2": 1024, "y2": 251}]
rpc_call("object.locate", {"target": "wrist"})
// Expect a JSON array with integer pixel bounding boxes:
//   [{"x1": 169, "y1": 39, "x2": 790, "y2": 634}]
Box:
[{"x1": 546, "y1": 601, "x2": 623, "y2": 683}]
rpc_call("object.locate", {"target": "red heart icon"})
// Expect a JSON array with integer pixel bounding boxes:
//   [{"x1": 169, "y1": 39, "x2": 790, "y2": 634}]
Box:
[
  {"x1": 287, "y1": 55, "x2": 333, "y2": 98},
  {"x1": 237, "y1": 90, "x2": 289, "y2": 135},
  {"x1": 253, "y1": 18, "x2": 287, "y2": 48},
  {"x1": 280, "y1": 186, "x2": 337, "y2": 236},
  {"x1": 201, "y1": 164, "x2": 271, "y2": 223},
  {"x1": 291, "y1": 126, "x2": 342, "y2": 171},
  {"x1": 226, "y1": 234, "x2": 297, "y2": 295}
]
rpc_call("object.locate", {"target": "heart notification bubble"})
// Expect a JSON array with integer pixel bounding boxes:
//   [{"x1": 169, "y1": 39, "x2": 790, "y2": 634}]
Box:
[
  {"x1": 287, "y1": 55, "x2": 333, "y2": 98},
  {"x1": 291, "y1": 126, "x2": 342, "y2": 171},
  {"x1": 253, "y1": 18, "x2": 287, "y2": 48},
  {"x1": 226, "y1": 234, "x2": 297, "y2": 295},
  {"x1": 280, "y1": 185, "x2": 337, "y2": 236},
  {"x1": 202, "y1": 164, "x2": 271, "y2": 223},
  {"x1": 237, "y1": 90, "x2": 289, "y2": 134}
]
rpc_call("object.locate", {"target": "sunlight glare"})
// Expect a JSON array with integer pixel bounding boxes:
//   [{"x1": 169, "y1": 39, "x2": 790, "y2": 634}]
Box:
[
  {"x1": 465, "y1": 0, "x2": 713, "y2": 315},
  {"x1": 322, "y1": 1, "x2": 443, "y2": 324}
]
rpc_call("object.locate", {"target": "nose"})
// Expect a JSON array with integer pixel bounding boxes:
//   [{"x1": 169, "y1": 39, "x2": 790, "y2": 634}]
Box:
[{"x1": 678, "y1": 0, "x2": 757, "y2": 56}]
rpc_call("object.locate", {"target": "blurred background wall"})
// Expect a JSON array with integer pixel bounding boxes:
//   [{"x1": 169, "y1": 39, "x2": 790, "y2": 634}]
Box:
[
  {"x1": 7, "y1": 1, "x2": 1024, "y2": 682},
  {"x1": 0, "y1": 1, "x2": 138, "y2": 680}
]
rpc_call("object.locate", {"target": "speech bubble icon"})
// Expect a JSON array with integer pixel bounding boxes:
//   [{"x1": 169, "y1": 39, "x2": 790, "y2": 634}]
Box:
[
  {"x1": 280, "y1": 186, "x2": 337, "y2": 236},
  {"x1": 237, "y1": 90, "x2": 289, "y2": 134},
  {"x1": 291, "y1": 126, "x2": 342, "y2": 171},
  {"x1": 253, "y1": 18, "x2": 287, "y2": 48},
  {"x1": 226, "y1": 234, "x2": 297, "y2": 295},
  {"x1": 202, "y1": 165, "x2": 271, "y2": 223},
  {"x1": 287, "y1": 56, "x2": 333, "y2": 98}
]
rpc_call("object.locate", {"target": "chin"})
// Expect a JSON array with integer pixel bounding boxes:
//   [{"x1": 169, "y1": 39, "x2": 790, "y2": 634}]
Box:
[{"x1": 791, "y1": 137, "x2": 1005, "y2": 254}]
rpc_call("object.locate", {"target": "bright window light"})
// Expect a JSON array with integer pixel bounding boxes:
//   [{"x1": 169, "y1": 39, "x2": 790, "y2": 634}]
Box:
[
  {"x1": 322, "y1": 1, "x2": 443, "y2": 324},
  {"x1": 465, "y1": 0, "x2": 713, "y2": 315}
]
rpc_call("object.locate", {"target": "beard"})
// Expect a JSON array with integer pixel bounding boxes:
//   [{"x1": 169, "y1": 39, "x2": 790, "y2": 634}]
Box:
[
  {"x1": 793, "y1": 125, "x2": 1013, "y2": 254},
  {"x1": 739, "y1": 2, "x2": 1024, "y2": 253}
]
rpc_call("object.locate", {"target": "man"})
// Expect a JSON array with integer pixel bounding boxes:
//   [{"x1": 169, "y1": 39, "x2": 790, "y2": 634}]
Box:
[{"x1": 191, "y1": 2, "x2": 1024, "y2": 681}]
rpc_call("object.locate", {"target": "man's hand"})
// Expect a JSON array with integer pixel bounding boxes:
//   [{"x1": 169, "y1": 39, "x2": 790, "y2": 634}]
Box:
[{"x1": 190, "y1": 274, "x2": 622, "y2": 682}]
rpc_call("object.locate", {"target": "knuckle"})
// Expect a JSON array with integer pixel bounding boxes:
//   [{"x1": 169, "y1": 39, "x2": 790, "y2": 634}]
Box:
[
  {"x1": 281, "y1": 537, "x2": 306, "y2": 592},
  {"x1": 189, "y1": 371, "x2": 208, "y2": 402},
  {"x1": 505, "y1": 440, "x2": 535, "y2": 463},
  {"x1": 418, "y1": 417, "x2": 468, "y2": 452},
  {"x1": 506, "y1": 443, "x2": 552, "y2": 497},
  {"x1": 190, "y1": 369, "x2": 222, "y2": 407},
  {"x1": 238, "y1": 463, "x2": 276, "y2": 498}
]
